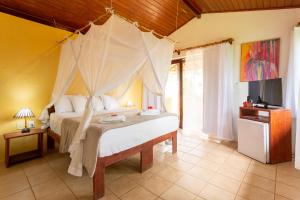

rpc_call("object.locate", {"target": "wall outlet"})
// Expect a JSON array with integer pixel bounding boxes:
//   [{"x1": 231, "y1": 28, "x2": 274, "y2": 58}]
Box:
[
  {"x1": 16, "y1": 121, "x2": 25, "y2": 129},
  {"x1": 28, "y1": 120, "x2": 35, "y2": 128}
]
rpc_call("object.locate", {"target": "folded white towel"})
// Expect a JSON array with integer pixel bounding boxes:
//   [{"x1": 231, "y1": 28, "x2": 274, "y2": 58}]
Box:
[
  {"x1": 98, "y1": 115, "x2": 126, "y2": 123},
  {"x1": 140, "y1": 109, "x2": 160, "y2": 116}
]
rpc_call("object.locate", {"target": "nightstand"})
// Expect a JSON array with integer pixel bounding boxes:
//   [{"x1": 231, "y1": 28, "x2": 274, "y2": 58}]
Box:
[{"x1": 3, "y1": 128, "x2": 45, "y2": 167}]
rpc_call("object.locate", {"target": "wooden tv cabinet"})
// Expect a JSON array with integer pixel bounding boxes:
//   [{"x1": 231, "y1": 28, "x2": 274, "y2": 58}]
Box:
[{"x1": 240, "y1": 106, "x2": 292, "y2": 164}]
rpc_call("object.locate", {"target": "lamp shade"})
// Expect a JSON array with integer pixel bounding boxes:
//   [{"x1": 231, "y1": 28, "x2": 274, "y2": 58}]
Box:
[{"x1": 14, "y1": 108, "x2": 35, "y2": 119}]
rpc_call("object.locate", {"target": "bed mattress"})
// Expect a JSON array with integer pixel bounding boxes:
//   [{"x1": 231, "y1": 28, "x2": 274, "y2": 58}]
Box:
[{"x1": 49, "y1": 109, "x2": 179, "y2": 157}]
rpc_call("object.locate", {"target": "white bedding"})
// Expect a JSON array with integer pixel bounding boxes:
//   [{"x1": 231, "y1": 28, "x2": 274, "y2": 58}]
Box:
[{"x1": 49, "y1": 109, "x2": 179, "y2": 157}]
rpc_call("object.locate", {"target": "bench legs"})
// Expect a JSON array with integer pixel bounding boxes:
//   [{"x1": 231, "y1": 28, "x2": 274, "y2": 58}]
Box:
[
  {"x1": 93, "y1": 159, "x2": 105, "y2": 200},
  {"x1": 172, "y1": 131, "x2": 177, "y2": 154},
  {"x1": 140, "y1": 145, "x2": 153, "y2": 172}
]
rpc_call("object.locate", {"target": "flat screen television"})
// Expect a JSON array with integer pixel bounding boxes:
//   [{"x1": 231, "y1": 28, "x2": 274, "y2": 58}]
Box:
[{"x1": 248, "y1": 78, "x2": 283, "y2": 107}]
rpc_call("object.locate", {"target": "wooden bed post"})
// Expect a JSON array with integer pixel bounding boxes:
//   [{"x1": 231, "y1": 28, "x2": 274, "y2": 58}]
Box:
[
  {"x1": 172, "y1": 131, "x2": 177, "y2": 154},
  {"x1": 140, "y1": 144, "x2": 153, "y2": 172},
  {"x1": 93, "y1": 158, "x2": 105, "y2": 200}
]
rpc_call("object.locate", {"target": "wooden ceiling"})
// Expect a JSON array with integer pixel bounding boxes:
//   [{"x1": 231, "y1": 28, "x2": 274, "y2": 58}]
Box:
[{"x1": 1, "y1": 0, "x2": 300, "y2": 36}]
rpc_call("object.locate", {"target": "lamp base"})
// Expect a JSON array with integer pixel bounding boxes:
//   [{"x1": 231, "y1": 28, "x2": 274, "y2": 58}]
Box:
[{"x1": 21, "y1": 128, "x2": 30, "y2": 133}]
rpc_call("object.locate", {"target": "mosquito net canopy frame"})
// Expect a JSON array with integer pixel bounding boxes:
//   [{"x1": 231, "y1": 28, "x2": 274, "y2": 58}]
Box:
[{"x1": 40, "y1": 14, "x2": 174, "y2": 176}]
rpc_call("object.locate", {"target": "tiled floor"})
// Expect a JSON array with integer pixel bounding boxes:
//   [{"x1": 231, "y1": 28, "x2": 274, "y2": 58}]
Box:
[{"x1": 1, "y1": 131, "x2": 300, "y2": 200}]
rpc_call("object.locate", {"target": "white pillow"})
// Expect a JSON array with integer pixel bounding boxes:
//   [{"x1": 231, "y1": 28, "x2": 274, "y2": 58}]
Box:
[
  {"x1": 70, "y1": 95, "x2": 87, "y2": 113},
  {"x1": 102, "y1": 95, "x2": 120, "y2": 110},
  {"x1": 54, "y1": 96, "x2": 73, "y2": 113},
  {"x1": 92, "y1": 96, "x2": 104, "y2": 112}
]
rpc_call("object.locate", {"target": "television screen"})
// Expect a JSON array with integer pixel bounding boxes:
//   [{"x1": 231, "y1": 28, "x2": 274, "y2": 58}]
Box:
[{"x1": 248, "y1": 78, "x2": 283, "y2": 106}]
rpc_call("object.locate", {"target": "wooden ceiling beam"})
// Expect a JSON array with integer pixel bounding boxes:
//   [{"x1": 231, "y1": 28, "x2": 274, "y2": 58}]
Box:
[{"x1": 182, "y1": 0, "x2": 202, "y2": 18}]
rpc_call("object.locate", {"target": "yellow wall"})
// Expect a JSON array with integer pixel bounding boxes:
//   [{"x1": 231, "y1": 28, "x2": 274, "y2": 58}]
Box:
[
  {"x1": 0, "y1": 13, "x2": 142, "y2": 161},
  {"x1": 0, "y1": 12, "x2": 70, "y2": 161}
]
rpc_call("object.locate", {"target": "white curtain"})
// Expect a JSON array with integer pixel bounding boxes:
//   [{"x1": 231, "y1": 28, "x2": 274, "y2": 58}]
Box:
[
  {"x1": 286, "y1": 27, "x2": 300, "y2": 169},
  {"x1": 41, "y1": 14, "x2": 174, "y2": 176},
  {"x1": 202, "y1": 43, "x2": 234, "y2": 140},
  {"x1": 183, "y1": 49, "x2": 203, "y2": 133}
]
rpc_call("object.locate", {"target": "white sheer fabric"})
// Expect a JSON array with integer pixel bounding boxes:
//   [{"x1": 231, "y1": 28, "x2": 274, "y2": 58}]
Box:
[
  {"x1": 286, "y1": 27, "x2": 300, "y2": 169},
  {"x1": 40, "y1": 14, "x2": 174, "y2": 176},
  {"x1": 202, "y1": 43, "x2": 234, "y2": 140},
  {"x1": 39, "y1": 39, "x2": 82, "y2": 122},
  {"x1": 183, "y1": 49, "x2": 203, "y2": 133},
  {"x1": 285, "y1": 27, "x2": 300, "y2": 118}
]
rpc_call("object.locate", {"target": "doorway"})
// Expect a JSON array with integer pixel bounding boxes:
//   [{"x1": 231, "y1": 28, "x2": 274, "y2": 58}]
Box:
[{"x1": 165, "y1": 58, "x2": 204, "y2": 133}]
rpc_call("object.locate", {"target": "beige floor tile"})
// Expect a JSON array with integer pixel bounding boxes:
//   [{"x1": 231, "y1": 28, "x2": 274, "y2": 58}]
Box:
[
  {"x1": 138, "y1": 175, "x2": 173, "y2": 196},
  {"x1": 211, "y1": 149, "x2": 233, "y2": 157},
  {"x1": 20, "y1": 158, "x2": 48, "y2": 170},
  {"x1": 0, "y1": 171, "x2": 26, "y2": 185},
  {"x1": 275, "y1": 195, "x2": 290, "y2": 200},
  {"x1": 27, "y1": 168, "x2": 57, "y2": 186},
  {"x1": 176, "y1": 152, "x2": 200, "y2": 164},
  {"x1": 175, "y1": 174, "x2": 206, "y2": 195},
  {"x1": 157, "y1": 166, "x2": 183, "y2": 182},
  {"x1": 147, "y1": 162, "x2": 168, "y2": 174},
  {"x1": 65, "y1": 176, "x2": 93, "y2": 198},
  {"x1": 223, "y1": 156, "x2": 251, "y2": 172},
  {"x1": 39, "y1": 188, "x2": 76, "y2": 200},
  {"x1": 196, "y1": 159, "x2": 221, "y2": 171},
  {"x1": 217, "y1": 166, "x2": 246, "y2": 181},
  {"x1": 247, "y1": 161, "x2": 276, "y2": 180},
  {"x1": 177, "y1": 145, "x2": 193, "y2": 153},
  {"x1": 3, "y1": 132, "x2": 300, "y2": 200},
  {"x1": 166, "y1": 159, "x2": 194, "y2": 172},
  {"x1": 32, "y1": 177, "x2": 68, "y2": 199},
  {"x1": 0, "y1": 171, "x2": 30, "y2": 198},
  {"x1": 277, "y1": 162, "x2": 300, "y2": 178},
  {"x1": 78, "y1": 192, "x2": 119, "y2": 200},
  {"x1": 202, "y1": 153, "x2": 227, "y2": 164},
  {"x1": 160, "y1": 185, "x2": 195, "y2": 200},
  {"x1": 105, "y1": 165, "x2": 130, "y2": 183},
  {"x1": 238, "y1": 183, "x2": 274, "y2": 200},
  {"x1": 277, "y1": 172, "x2": 300, "y2": 189},
  {"x1": 194, "y1": 197, "x2": 205, "y2": 200},
  {"x1": 126, "y1": 169, "x2": 153, "y2": 183},
  {"x1": 24, "y1": 163, "x2": 51, "y2": 177},
  {"x1": 243, "y1": 173, "x2": 275, "y2": 192},
  {"x1": 188, "y1": 148, "x2": 208, "y2": 158},
  {"x1": 120, "y1": 186, "x2": 156, "y2": 200},
  {"x1": 214, "y1": 144, "x2": 235, "y2": 153},
  {"x1": 0, "y1": 164, "x2": 23, "y2": 177},
  {"x1": 276, "y1": 182, "x2": 300, "y2": 200},
  {"x1": 208, "y1": 174, "x2": 241, "y2": 194},
  {"x1": 187, "y1": 165, "x2": 215, "y2": 181},
  {"x1": 234, "y1": 196, "x2": 247, "y2": 200},
  {"x1": 75, "y1": 187, "x2": 112, "y2": 200},
  {"x1": 0, "y1": 189, "x2": 35, "y2": 200},
  {"x1": 107, "y1": 176, "x2": 137, "y2": 197},
  {"x1": 199, "y1": 184, "x2": 235, "y2": 200}
]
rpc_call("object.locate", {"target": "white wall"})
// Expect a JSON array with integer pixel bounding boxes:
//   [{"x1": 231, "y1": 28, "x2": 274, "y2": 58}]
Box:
[{"x1": 170, "y1": 8, "x2": 300, "y2": 144}]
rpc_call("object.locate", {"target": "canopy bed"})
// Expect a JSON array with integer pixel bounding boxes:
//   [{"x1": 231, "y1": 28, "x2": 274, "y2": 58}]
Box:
[{"x1": 39, "y1": 12, "x2": 177, "y2": 199}]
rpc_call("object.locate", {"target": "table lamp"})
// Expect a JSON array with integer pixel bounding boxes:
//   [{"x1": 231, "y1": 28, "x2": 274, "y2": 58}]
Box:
[{"x1": 14, "y1": 108, "x2": 35, "y2": 133}]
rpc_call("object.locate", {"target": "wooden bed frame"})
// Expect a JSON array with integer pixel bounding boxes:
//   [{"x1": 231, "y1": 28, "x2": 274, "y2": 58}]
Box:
[{"x1": 46, "y1": 107, "x2": 177, "y2": 200}]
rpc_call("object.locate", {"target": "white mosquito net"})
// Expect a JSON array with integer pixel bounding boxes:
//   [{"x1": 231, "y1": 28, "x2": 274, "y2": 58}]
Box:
[{"x1": 40, "y1": 14, "x2": 174, "y2": 176}]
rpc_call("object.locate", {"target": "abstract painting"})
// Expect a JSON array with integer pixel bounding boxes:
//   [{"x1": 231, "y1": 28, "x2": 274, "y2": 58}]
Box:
[{"x1": 240, "y1": 38, "x2": 280, "y2": 82}]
